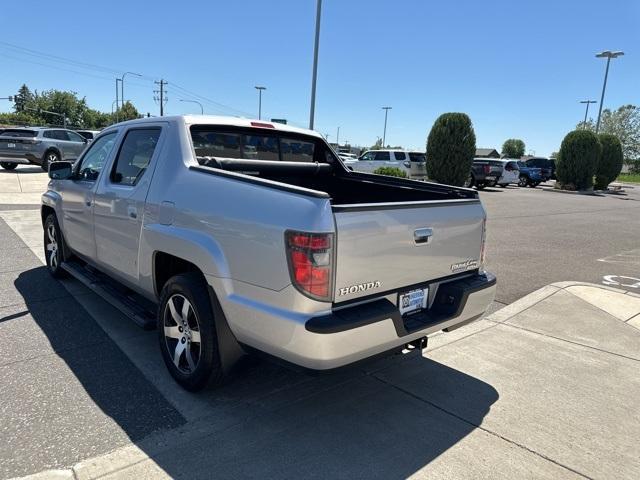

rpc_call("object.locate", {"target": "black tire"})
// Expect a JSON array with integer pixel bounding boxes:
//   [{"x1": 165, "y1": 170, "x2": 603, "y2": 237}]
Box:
[
  {"x1": 158, "y1": 273, "x2": 223, "y2": 391},
  {"x1": 475, "y1": 182, "x2": 486, "y2": 190},
  {"x1": 518, "y1": 176, "x2": 528, "y2": 187},
  {"x1": 529, "y1": 182, "x2": 539, "y2": 188},
  {"x1": 42, "y1": 150, "x2": 60, "y2": 172},
  {"x1": 0, "y1": 162, "x2": 18, "y2": 170},
  {"x1": 498, "y1": 184, "x2": 506, "y2": 188},
  {"x1": 43, "y1": 214, "x2": 67, "y2": 278},
  {"x1": 463, "y1": 174, "x2": 474, "y2": 188}
]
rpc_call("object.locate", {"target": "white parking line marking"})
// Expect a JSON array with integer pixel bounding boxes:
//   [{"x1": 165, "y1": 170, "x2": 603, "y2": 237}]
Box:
[
  {"x1": 597, "y1": 248, "x2": 640, "y2": 267},
  {"x1": 602, "y1": 275, "x2": 640, "y2": 289}
]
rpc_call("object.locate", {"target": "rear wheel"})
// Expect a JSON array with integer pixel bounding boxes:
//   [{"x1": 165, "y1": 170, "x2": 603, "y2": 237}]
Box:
[
  {"x1": 0, "y1": 162, "x2": 18, "y2": 170},
  {"x1": 158, "y1": 273, "x2": 223, "y2": 391},
  {"x1": 475, "y1": 182, "x2": 486, "y2": 190},
  {"x1": 42, "y1": 151, "x2": 60, "y2": 172},
  {"x1": 518, "y1": 176, "x2": 528, "y2": 187},
  {"x1": 463, "y1": 174, "x2": 474, "y2": 188}
]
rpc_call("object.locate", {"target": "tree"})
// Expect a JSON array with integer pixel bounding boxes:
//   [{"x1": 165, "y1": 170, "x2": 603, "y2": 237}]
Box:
[
  {"x1": 114, "y1": 101, "x2": 141, "y2": 122},
  {"x1": 502, "y1": 138, "x2": 525, "y2": 158},
  {"x1": 13, "y1": 84, "x2": 34, "y2": 113},
  {"x1": 426, "y1": 113, "x2": 476, "y2": 186},
  {"x1": 595, "y1": 134, "x2": 623, "y2": 190},
  {"x1": 556, "y1": 130, "x2": 600, "y2": 190},
  {"x1": 578, "y1": 105, "x2": 640, "y2": 165}
]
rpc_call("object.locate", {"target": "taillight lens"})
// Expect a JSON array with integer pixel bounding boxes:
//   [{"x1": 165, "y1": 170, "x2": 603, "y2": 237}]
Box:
[{"x1": 286, "y1": 231, "x2": 334, "y2": 301}]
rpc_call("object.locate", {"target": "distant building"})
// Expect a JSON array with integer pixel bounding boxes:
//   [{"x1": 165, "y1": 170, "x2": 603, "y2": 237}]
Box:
[{"x1": 475, "y1": 148, "x2": 500, "y2": 158}]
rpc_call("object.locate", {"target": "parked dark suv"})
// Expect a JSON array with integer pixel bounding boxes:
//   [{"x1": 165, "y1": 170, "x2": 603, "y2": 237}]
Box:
[
  {"x1": 525, "y1": 157, "x2": 555, "y2": 180},
  {"x1": 0, "y1": 127, "x2": 88, "y2": 171}
]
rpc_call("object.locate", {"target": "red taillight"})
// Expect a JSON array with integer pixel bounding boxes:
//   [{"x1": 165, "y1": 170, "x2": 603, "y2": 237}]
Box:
[
  {"x1": 286, "y1": 231, "x2": 334, "y2": 301},
  {"x1": 483, "y1": 165, "x2": 491, "y2": 174}
]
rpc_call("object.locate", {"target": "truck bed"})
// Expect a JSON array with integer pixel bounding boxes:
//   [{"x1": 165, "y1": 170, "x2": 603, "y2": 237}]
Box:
[{"x1": 196, "y1": 157, "x2": 476, "y2": 205}]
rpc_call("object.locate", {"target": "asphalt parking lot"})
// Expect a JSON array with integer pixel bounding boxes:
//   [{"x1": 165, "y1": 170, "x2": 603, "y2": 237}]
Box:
[
  {"x1": 481, "y1": 181, "x2": 640, "y2": 305},
  {"x1": 0, "y1": 167, "x2": 639, "y2": 479}
]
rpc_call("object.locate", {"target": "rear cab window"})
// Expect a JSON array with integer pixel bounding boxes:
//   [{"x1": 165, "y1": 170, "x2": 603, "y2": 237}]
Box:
[{"x1": 190, "y1": 126, "x2": 318, "y2": 164}]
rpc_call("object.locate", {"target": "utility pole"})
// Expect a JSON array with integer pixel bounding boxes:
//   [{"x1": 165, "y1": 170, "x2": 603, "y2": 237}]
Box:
[
  {"x1": 121, "y1": 72, "x2": 141, "y2": 111},
  {"x1": 594, "y1": 50, "x2": 624, "y2": 133},
  {"x1": 154, "y1": 79, "x2": 168, "y2": 116},
  {"x1": 579, "y1": 100, "x2": 597, "y2": 126},
  {"x1": 254, "y1": 86, "x2": 266, "y2": 119},
  {"x1": 382, "y1": 106, "x2": 392, "y2": 147},
  {"x1": 309, "y1": 0, "x2": 322, "y2": 130},
  {"x1": 336, "y1": 126, "x2": 340, "y2": 146}
]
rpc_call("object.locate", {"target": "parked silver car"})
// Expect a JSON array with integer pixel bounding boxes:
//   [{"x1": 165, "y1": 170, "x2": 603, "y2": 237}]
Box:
[{"x1": 0, "y1": 127, "x2": 88, "y2": 171}]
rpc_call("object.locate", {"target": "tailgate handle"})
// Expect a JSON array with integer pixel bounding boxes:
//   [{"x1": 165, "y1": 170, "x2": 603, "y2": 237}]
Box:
[{"x1": 414, "y1": 228, "x2": 433, "y2": 245}]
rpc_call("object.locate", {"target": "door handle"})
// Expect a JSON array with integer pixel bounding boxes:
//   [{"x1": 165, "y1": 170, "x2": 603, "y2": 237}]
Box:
[
  {"x1": 127, "y1": 206, "x2": 138, "y2": 219},
  {"x1": 85, "y1": 200, "x2": 92, "y2": 207},
  {"x1": 414, "y1": 228, "x2": 433, "y2": 245}
]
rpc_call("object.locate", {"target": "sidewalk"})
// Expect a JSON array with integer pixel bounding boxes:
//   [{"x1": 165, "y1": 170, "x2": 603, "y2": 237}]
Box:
[
  {"x1": 15, "y1": 281, "x2": 640, "y2": 480},
  {"x1": 0, "y1": 166, "x2": 48, "y2": 205}
]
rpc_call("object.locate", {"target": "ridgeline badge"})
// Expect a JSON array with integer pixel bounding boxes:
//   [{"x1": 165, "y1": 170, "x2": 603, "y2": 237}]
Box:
[{"x1": 450, "y1": 259, "x2": 479, "y2": 273}]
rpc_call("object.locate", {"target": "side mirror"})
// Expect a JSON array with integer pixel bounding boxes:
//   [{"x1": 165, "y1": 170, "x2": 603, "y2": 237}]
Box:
[{"x1": 48, "y1": 161, "x2": 74, "y2": 180}]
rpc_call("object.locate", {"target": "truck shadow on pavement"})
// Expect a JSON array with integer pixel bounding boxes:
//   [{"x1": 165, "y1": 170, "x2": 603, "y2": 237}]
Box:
[{"x1": 13, "y1": 266, "x2": 499, "y2": 479}]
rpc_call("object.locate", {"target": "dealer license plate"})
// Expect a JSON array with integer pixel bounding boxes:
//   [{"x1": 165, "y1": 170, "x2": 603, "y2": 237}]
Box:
[{"x1": 399, "y1": 287, "x2": 428, "y2": 315}]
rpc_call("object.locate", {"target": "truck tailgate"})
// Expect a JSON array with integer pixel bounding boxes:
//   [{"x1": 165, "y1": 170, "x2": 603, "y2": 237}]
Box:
[{"x1": 332, "y1": 199, "x2": 485, "y2": 302}]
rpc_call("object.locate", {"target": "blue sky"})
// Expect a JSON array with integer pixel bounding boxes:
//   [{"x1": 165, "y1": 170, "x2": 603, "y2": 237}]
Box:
[{"x1": 0, "y1": 0, "x2": 638, "y2": 155}]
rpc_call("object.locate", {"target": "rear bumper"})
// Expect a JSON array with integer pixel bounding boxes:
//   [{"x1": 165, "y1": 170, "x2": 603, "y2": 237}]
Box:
[
  {"x1": 0, "y1": 153, "x2": 41, "y2": 164},
  {"x1": 225, "y1": 271, "x2": 496, "y2": 370}
]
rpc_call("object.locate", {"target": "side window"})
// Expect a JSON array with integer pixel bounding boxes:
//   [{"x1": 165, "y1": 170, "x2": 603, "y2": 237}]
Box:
[
  {"x1": 111, "y1": 128, "x2": 161, "y2": 186},
  {"x1": 373, "y1": 151, "x2": 390, "y2": 161},
  {"x1": 394, "y1": 152, "x2": 406, "y2": 161},
  {"x1": 43, "y1": 131, "x2": 55, "y2": 139},
  {"x1": 53, "y1": 130, "x2": 68, "y2": 141},
  {"x1": 66, "y1": 131, "x2": 85, "y2": 143},
  {"x1": 360, "y1": 152, "x2": 374, "y2": 161},
  {"x1": 76, "y1": 132, "x2": 118, "y2": 182}
]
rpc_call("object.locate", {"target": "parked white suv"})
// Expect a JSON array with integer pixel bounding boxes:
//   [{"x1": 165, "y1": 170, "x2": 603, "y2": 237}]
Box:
[{"x1": 344, "y1": 150, "x2": 427, "y2": 178}]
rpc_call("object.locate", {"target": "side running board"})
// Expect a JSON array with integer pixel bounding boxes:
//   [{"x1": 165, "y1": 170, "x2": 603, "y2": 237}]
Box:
[{"x1": 61, "y1": 260, "x2": 157, "y2": 330}]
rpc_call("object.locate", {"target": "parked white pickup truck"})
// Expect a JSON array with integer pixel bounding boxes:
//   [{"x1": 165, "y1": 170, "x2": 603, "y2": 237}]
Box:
[{"x1": 42, "y1": 116, "x2": 496, "y2": 391}]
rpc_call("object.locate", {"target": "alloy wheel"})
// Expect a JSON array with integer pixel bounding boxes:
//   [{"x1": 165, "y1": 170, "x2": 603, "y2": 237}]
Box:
[
  {"x1": 163, "y1": 294, "x2": 202, "y2": 374},
  {"x1": 45, "y1": 223, "x2": 58, "y2": 270}
]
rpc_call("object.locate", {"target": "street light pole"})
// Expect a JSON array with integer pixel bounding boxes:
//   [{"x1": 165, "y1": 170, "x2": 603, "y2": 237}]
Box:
[
  {"x1": 382, "y1": 106, "x2": 392, "y2": 147},
  {"x1": 254, "y1": 86, "x2": 266, "y2": 120},
  {"x1": 121, "y1": 72, "x2": 142, "y2": 111},
  {"x1": 179, "y1": 99, "x2": 204, "y2": 114},
  {"x1": 594, "y1": 50, "x2": 624, "y2": 133},
  {"x1": 336, "y1": 126, "x2": 340, "y2": 146},
  {"x1": 579, "y1": 100, "x2": 597, "y2": 126},
  {"x1": 309, "y1": 0, "x2": 322, "y2": 130},
  {"x1": 115, "y1": 78, "x2": 121, "y2": 119}
]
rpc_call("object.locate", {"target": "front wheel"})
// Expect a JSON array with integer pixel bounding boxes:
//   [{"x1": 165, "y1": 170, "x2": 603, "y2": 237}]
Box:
[
  {"x1": 518, "y1": 176, "x2": 528, "y2": 187},
  {"x1": 0, "y1": 162, "x2": 18, "y2": 170},
  {"x1": 158, "y1": 273, "x2": 223, "y2": 391},
  {"x1": 43, "y1": 214, "x2": 67, "y2": 278},
  {"x1": 463, "y1": 174, "x2": 474, "y2": 188}
]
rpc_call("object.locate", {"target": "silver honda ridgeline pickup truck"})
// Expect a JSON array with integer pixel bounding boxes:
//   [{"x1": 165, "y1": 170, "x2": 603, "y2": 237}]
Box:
[{"x1": 42, "y1": 116, "x2": 496, "y2": 391}]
